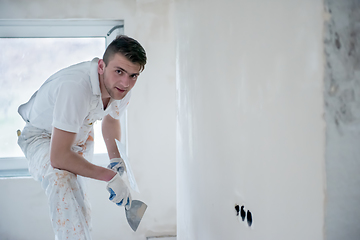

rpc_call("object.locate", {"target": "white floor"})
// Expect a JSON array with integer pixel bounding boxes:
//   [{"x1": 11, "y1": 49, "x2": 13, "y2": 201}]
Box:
[{"x1": 147, "y1": 236, "x2": 176, "y2": 240}]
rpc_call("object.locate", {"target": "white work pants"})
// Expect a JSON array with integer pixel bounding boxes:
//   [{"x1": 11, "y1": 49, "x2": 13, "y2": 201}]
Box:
[{"x1": 18, "y1": 124, "x2": 94, "y2": 240}]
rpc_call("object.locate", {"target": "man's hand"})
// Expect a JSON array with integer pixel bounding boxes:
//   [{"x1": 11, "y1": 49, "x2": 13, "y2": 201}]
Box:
[
  {"x1": 106, "y1": 172, "x2": 132, "y2": 209},
  {"x1": 108, "y1": 158, "x2": 126, "y2": 176}
]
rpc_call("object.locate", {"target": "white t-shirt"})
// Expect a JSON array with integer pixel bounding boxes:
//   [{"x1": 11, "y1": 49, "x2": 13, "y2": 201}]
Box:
[{"x1": 18, "y1": 58, "x2": 130, "y2": 143}]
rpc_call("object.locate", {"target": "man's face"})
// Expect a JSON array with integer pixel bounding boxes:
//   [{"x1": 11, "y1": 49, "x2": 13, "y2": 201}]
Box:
[{"x1": 99, "y1": 53, "x2": 141, "y2": 100}]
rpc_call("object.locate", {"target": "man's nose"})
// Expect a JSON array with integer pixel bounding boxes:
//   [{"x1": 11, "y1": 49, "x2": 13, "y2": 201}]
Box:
[{"x1": 119, "y1": 75, "x2": 130, "y2": 88}]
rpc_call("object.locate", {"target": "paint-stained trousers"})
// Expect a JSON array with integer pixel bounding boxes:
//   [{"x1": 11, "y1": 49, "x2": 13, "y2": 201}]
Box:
[{"x1": 18, "y1": 124, "x2": 94, "y2": 240}]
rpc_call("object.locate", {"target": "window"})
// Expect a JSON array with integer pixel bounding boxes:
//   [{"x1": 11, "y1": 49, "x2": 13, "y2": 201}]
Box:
[{"x1": 0, "y1": 20, "x2": 126, "y2": 177}]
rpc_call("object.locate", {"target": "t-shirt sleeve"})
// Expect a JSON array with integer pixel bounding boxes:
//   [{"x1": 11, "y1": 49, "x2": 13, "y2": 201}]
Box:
[
  {"x1": 52, "y1": 81, "x2": 91, "y2": 133},
  {"x1": 109, "y1": 91, "x2": 131, "y2": 119}
]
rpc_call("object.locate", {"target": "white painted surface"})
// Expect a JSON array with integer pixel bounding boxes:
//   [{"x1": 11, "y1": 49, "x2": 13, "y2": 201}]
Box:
[
  {"x1": 175, "y1": 0, "x2": 325, "y2": 240},
  {"x1": 3, "y1": 0, "x2": 358, "y2": 240},
  {"x1": 0, "y1": 0, "x2": 176, "y2": 239}
]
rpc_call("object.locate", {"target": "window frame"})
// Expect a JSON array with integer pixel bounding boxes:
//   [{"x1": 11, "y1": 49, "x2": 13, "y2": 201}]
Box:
[{"x1": 0, "y1": 19, "x2": 127, "y2": 177}]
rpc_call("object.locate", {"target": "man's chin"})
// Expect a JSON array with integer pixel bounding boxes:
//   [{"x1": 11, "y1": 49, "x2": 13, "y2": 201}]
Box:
[{"x1": 111, "y1": 92, "x2": 127, "y2": 100}]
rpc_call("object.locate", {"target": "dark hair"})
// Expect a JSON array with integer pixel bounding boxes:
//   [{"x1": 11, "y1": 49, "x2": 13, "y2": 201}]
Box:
[{"x1": 103, "y1": 35, "x2": 147, "y2": 71}]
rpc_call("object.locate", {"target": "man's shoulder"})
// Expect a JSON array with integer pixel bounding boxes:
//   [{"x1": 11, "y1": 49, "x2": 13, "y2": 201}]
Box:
[
  {"x1": 55, "y1": 60, "x2": 93, "y2": 79},
  {"x1": 45, "y1": 60, "x2": 94, "y2": 91}
]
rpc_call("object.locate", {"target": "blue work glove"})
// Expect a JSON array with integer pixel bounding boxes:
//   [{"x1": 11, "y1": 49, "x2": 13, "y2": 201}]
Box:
[
  {"x1": 108, "y1": 158, "x2": 126, "y2": 176},
  {"x1": 106, "y1": 172, "x2": 132, "y2": 209}
]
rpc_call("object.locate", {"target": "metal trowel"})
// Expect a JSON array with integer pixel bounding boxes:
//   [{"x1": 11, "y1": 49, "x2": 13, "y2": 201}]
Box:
[
  {"x1": 125, "y1": 200, "x2": 147, "y2": 231},
  {"x1": 115, "y1": 139, "x2": 147, "y2": 231}
]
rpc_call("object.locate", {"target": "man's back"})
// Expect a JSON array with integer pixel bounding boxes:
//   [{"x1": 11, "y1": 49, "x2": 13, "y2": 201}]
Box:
[{"x1": 19, "y1": 60, "x2": 94, "y2": 132}]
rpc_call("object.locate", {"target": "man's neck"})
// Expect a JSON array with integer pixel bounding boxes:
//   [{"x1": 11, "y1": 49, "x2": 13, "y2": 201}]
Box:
[
  {"x1": 102, "y1": 97, "x2": 111, "y2": 110},
  {"x1": 98, "y1": 73, "x2": 111, "y2": 110}
]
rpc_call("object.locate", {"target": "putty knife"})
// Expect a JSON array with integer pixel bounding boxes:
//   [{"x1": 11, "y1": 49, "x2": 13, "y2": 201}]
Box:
[
  {"x1": 114, "y1": 139, "x2": 147, "y2": 231},
  {"x1": 125, "y1": 199, "x2": 147, "y2": 231}
]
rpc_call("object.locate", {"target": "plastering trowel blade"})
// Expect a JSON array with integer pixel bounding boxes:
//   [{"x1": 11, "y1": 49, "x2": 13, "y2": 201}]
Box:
[{"x1": 125, "y1": 200, "x2": 147, "y2": 231}]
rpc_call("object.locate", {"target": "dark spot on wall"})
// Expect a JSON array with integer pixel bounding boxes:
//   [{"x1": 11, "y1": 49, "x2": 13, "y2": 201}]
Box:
[
  {"x1": 340, "y1": 105, "x2": 347, "y2": 115},
  {"x1": 335, "y1": 32, "x2": 341, "y2": 49},
  {"x1": 348, "y1": 32, "x2": 356, "y2": 56},
  {"x1": 327, "y1": 61, "x2": 332, "y2": 69},
  {"x1": 240, "y1": 205, "x2": 246, "y2": 221},
  {"x1": 235, "y1": 205, "x2": 240, "y2": 216},
  {"x1": 247, "y1": 210, "x2": 253, "y2": 227}
]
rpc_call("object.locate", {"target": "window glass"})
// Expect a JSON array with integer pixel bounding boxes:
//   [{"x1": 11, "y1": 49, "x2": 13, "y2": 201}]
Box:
[{"x1": 0, "y1": 37, "x2": 107, "y2": 158}]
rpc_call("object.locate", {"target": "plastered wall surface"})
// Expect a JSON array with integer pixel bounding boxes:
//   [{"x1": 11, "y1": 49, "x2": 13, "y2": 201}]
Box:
[
  {"x1": 324, "y1": 1, "x2": 360, "y2": 239},
  {"x1": 175, "y1": 0, "x2": 325, "y2": 239},
  {"x1": 0, "y1": 0, "x2": 176, "y2": 239}
]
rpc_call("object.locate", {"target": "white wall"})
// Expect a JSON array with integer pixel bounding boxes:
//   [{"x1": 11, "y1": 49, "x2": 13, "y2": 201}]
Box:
[
  {"x1": 323, "y1": 1, "x2": 360, "y2": 239},
  {"x1": 0, "y1": 0, "x2": 176, "y2": 239},
  {"x1": 2, "y1": 0, "x2": 360, "y2": 239},
  {"x1": 175, "y1": 0, "x2": 325, "y2": 239}
]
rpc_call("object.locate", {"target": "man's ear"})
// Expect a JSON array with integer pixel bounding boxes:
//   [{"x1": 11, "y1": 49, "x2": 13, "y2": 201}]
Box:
[{"x1": 98, "y1": 59, "x2": 105, "y2": 74}]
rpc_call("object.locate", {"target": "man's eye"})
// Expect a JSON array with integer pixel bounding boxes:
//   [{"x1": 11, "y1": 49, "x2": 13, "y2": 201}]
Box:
[
  {"x1": 131, "y1": 75, "x2": 138, "y2": 80},
  {"x1": 116, "y1": 70, "x2": 122, "y2": 74}
]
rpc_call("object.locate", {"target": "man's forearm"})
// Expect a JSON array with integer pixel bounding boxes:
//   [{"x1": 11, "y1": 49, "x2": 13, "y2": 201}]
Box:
[
  {"x1": 51, "y1": 150, "x2": 116, "y2": 181},
  {"x1": 102, "y1": 114, "x2": 121, "y2": 159},
  {"x1": 50, "y1": 127, "x2": 116, "y2": 181}
]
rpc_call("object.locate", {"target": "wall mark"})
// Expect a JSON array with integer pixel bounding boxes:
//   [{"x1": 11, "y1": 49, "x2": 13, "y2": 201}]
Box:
[
  {"x1": 247, "y1": 210, "x2": 253, "y2": 227},
  {"x1": 236, "y1": 204, "x2": 253, "y2": 227},
  {"x1": 241, "y1": 206, "x2": 246, "y2": 221},
  {"x1": 235, "y1": 205, "x2": 240, "y2": 216},
  {"x1": 335, "y1": 32, "x2": 341, "y2": 49}
]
